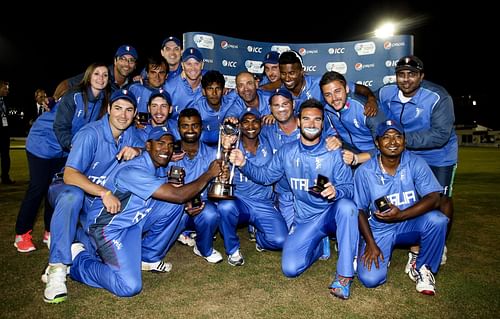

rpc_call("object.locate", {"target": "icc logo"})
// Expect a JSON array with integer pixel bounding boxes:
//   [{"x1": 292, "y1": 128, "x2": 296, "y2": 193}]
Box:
[
  {"x1": 385, "y1": 60, "x2": 398, "y2": 67},
  {"x1": 357, "y1": 80, "x2": 373, "y2": 86},
  {"x1": 247, "y1": 45, "x2": 262, "y2": 53},
  {"x1": 303, "y1": 65, "x2": 317, "y2": 72},
  {"x1": 328, "y1": 47, "x2": 345, "y2": 54},
  {"x1": 222, "y1": 60, "x2": 237, "y2": 68}
]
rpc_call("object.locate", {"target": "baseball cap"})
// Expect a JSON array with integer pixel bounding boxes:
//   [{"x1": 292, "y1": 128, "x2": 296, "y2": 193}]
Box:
[
  {"x1": 262, "y1": 51, "x2": 280, "y2": 66},
  {"x1": 110, "y1": 89, "x2": 137, "y2": 108},
  {"x1": 148, "y1": 125, "x2": 174, "y2": 141},
  {"x1": 161, "y1": 36, "x2": 182, "y2": 48},
  {"x1": 268, "y1": 88, "x2": 293, "y2": 104},
  {"x1": 376, "y1": 119, "x2": 404, "y2": 137},
  {"x1": 239, "y1": 107, "x2": 261, "y2": 121},
  {"x1": 148, "y1": 88, "x2": 172, "y2": 106},
  {"x1": 395, "y1": 55, "x2": 424, "y2": 73},
  {"x1": 115, "y1": 45, "x2": 138, "y2": 60},
  {"x1": 181, "y1": 47, "x2": 203, "y2": 62}
]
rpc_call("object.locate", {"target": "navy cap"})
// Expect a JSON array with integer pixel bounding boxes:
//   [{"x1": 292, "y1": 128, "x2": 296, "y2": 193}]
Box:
[
  {"x1": 262, "y1": 51, "x2": 280, "y2": 66},
  {"x1": 376, "y1": 119, "x2": 404, "y2": 137},
  {"x1": 148, "y1": 88, "x2": 172, "y2": 106},
  {"x1": 239, "y1": 107, "x2": 261, "y2": 121},
  {"x1": 181, "y1": 47, "x2": 203, "y2": 62},
  {"x1": 268, "y1": 88, "x2": 293, "y2": 104},
  {"x1": 161, "y1": 36, "x2": 182, "y2": 48},
  {"x1": 110, "y1": 89, "x2": 137, "y2": 108},
  {"x1": 115, "y1": 45, "x2": 138, "y2": 60},
  {"x1": 148, "y1": 126, "x2": 174, "y2": 141},
  {"x1": 395, "y1": 55, "x2": 424, "y2": 73}
]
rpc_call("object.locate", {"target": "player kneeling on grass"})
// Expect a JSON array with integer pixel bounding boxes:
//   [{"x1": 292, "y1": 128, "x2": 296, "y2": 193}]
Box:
[
  {"x1": 69, "y1": 126, "x2": 224, "y2": 298},
  {"x1": 354, "y1": 120, "x2": 448, "y2": 295}
]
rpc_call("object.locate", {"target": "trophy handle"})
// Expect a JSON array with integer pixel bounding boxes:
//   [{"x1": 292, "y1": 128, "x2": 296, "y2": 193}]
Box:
[{"x1": 228, "y1": 130, "x2": 241, "y2": 184}]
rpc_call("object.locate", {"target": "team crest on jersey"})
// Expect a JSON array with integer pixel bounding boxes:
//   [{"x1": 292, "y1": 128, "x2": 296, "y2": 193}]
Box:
[
  {"x1": 415, "y1": 108, "x2": 423, "y2": 118},
  {"x1": 92, "y1": 162, "x2": 100, "y2": 169},
  {"x1": 296, "y1": 158, "x2": 300, "y2": 167},
  {"x1": 113, "y1": 239, "x2": 123, "y2": 250},
  {"x1": 353, "y1": 118, "x2": 360, "y2": 128},
  {"x1": 315, "y1": 157, "x2": 322, "y2": 170},
  {"x1": 261, "y1": 148, "x2": 268, "y2": 158}
]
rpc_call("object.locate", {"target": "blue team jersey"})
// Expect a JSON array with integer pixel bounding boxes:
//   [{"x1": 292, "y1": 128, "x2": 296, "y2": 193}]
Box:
[
  {"x1": 230, "y1": 89, "x2": 272, "y2": 116},
  {"x1": 128, "y1": 83, "x2": 156, "y2": 114},
  {"x1": 83, "y1": 152, "x2": 165, "y2": 232},
  {"x1": 260, "y1": 123, "x2": 300, "y2": 194},
  {"x1": 377, "y1": 80, "x2": 458, "y2": 166},
  {"x1": 324, "y1": 93, "x2": 385, "y2": 155},
  {"x1": 26, "y1": 103, "x2": 68, "y2": 159},
  {"x1": 163, "y1": 75, "x2": 203, "y2": 120},
  {"x1": 194, "y1": 95, "x2": 240, "y2": 146},
  {"x1": 241, "y1": 138, "x2": 353, "y2": 223},
  {"x1": 54, "y1": 88, "x2": 106, "y2": 151},
  {"x1": 65, "y1": 115, "x2": 142, "y2": 186},
  {"x1": 281, "y1": 74, "x2": 323, "y2": 113},
  {"x1": 234, "y1": 136, "x2": 275, "y2": 202},
  {"x1": 353, "y1": 150, "x2": 442, "y2": 232},
  {"x1": 167, "y1": 142, "x2": 217, "y2": 200}
]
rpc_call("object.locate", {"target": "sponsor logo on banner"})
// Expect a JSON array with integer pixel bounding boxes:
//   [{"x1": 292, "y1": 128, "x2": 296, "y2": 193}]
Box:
[
  {"x1": 384, "y1": 41, "x2": 406, "y2": 50},
  {"x1": 385, "y1": 59, "x2": 398, "y2": 67},
  {"x1": 245, "y1": 60, "x2": 264, "y2": 73},
  {"x1": 271, "y1": 45, "x2": 292, "y2": 54},
  {"x1": 247, "y1": 45, "x2": 263, "y2": 53},
  {"x1": 328, "y1": 47, "x2": 346, "y2": 54},
  {"x1": 222, "y1": 60, "x2": 238, "y2": 68},
  {"x1": 303, "y1": 65, "x2": 317, "y2": 72},
  {"x1": 355, "y1": 63, "x2": 375, "y2": 71},
  {"x1": 193, "y1": 34, "x2": 214, "y2": 49},
  {"x1": 356, "y1": 80, "x2": 374, "y2": 87},
  {"x1": 220, "y1": 40, "x2": 239, "y2": 49},
  {"x1": 298, "y1": 48, "x2": 319, "y2": 56},
  {"x1": 326, "y1": 62, "x2": 347, "y2": 74},
  {"x1": 223, "y1": 75, "x2": 236, "y2": 89},
  {"x1": 383, "y1": 75, "x2": 397, "y2": 84},
  {"x1": 354, "y1": 41, "x2": 376, "y2": 56}
]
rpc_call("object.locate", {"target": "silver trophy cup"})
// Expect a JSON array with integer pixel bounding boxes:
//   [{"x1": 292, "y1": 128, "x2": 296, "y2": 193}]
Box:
[{"x1": 208, "y1": 122, "x2": 240, "y2": 200}]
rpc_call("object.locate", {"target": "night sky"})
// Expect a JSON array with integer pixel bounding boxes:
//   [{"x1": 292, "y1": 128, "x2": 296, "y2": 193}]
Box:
[{"x1": 0, "y1": 5, "x2": 492, "y2": 129}]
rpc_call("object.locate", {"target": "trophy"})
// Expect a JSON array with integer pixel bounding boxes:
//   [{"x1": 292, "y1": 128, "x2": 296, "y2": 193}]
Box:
[
  {"x1": 168, "y1": 165, "x2": 185, "y2": 185},
  {"x1": 208, "y1": 121, "x2": 241, "y2": 200}
]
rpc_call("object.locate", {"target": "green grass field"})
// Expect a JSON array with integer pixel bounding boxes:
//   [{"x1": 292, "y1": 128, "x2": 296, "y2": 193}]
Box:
[{"x1": 1, "y1": 147, "x2": 499, "y2": 318}]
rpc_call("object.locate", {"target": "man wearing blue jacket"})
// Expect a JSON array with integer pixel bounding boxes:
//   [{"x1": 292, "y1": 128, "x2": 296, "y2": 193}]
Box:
[
  {"x1": 377, "y1": 55, "x2": 457, "y2": 269},
  {"x1": 354, "y1": 120, "x2": 448, "y2": 296},
  {"x1": 229, "y1": 99, "x2": 358, "y2": 300}
]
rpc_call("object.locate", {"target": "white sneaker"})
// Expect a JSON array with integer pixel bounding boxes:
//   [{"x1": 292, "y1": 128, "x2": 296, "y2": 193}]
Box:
[
  {"x1": 227, "y1": 249, "x2": 245, "y2": 266},
  {"x1": 441, "y1": 245, "x2": 447, "y2": 265},
  {"x1": 141, "y1": 260, "x2": 172, "y2": 273},
  {"x1": 415, "y1": 264, "x2": 436, "y2": 295},
  {"x1": 177, "y1": 232, "x2": 196, "y2": 247},
  {"x1": 193, "y1": 245, "x2": 223, "y2": 264},
  {"x1": 404, "y1": 251, "x2": 418, "y2": 275},
  {"x1": 43, "y1": 265, "x2": 68, "y2": 303}
]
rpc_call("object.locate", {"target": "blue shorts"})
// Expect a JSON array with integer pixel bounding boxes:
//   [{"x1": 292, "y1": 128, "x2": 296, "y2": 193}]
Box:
[{"x1": 430, "y1": 163, "x2": 457, "y2": 197}]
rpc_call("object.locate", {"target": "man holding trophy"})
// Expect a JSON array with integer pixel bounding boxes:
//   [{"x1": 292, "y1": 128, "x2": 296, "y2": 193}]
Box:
[
  {"x1": 167, "y1": 108, "x2": 224, "y2": 264},
  {"x1": 216, "y1": 107, "x2": 288, "y2": 266}
]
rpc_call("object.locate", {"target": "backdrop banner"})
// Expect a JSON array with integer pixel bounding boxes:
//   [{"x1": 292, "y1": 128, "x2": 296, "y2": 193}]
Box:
[{"x1": 183, "y1": 32, "x2": 413, "y2": 90}]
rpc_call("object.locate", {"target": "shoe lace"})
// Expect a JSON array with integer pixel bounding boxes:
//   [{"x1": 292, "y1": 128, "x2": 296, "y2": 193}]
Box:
[
  {"x1": 20, "y1": 230, "x2": 33, "y2": 241},
  {"x1": 419, "y1": 265, "x2": 435, "y2": 285}
]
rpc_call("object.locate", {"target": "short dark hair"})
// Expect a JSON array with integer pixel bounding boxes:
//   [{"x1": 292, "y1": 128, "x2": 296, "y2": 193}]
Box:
[
  {"x1": 178, "y1": 108, "x2": 202, "y2": 125},
  {"x1": 278, "y1": 51, "x2": 303, "y2": 66},
  {"x1": 298, "y1": 98, "x2": 324, "y2": 118},
  {"x1": 319, "y1": 71, "x2": 347, "y2": 88},
  {"x1": 201, "y1": 70, "x2": 225, "y2": 89}
]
